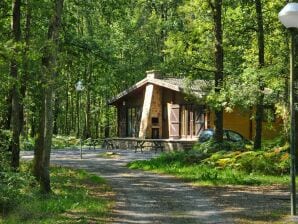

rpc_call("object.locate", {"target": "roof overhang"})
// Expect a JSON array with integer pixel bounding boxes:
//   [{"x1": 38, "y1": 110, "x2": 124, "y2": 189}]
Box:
[
  {"x1": 108, "y1": 77, "x2": 208, "y2": 105},
  {"x1": 108, "y1": 78, "x2": 184, "y2": 105}
]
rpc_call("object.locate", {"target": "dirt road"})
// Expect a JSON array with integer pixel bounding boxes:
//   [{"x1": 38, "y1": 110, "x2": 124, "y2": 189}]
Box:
[{"x1": 22, "y1": 149, "x2": 232, "y2": 223}]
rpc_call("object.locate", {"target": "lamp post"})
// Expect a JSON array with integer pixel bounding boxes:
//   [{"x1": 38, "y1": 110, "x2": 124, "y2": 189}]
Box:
[
  {"x1": 279, "y1": 2, "x2": 298, "y2": 216},
  {"x1": 75, "y1": 80, "x2": 84, "y2": 159}
]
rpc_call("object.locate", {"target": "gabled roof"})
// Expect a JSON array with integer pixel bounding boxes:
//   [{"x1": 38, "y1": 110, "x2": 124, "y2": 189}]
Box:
[{"x1": 108, "y1": 75, "x2": 210, "y2": 105}]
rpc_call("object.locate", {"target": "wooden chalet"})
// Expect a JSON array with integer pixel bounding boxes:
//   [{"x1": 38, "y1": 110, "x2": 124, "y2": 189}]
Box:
[
  {"x1": 108, "y1": 71, "x2": 210, "y2": 141},
  {"x1": 108, "y1": 70, "x2": 282, "y2": 150}
]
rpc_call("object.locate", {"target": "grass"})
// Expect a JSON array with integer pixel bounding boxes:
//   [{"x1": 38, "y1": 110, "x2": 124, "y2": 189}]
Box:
[
  {"x1": 1, "y1": 165, "x2": 114, "y2": 224},
  {"x1": 127, "y1": 151, "x2": 290, "y2": 186},
  {"x1": 97, "y1": 152, "x2": 120, "y2": 158}
]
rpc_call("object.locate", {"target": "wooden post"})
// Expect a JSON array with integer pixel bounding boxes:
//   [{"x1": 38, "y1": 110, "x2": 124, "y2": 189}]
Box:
[{"x1": 139, "y1": 84, "x2": 154, "y2": 138}]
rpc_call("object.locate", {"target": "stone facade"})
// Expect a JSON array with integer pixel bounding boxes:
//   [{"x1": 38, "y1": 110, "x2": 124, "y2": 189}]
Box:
[{"x1": 146, "y1": 85, "x2": 162, "y2": 138}]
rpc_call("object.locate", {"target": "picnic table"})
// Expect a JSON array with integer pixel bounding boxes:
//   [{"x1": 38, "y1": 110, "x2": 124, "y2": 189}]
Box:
[
  {"x1": 84, "y1": 138, "x2": 104, "y2": 150},
  {"x1": 103, "y1": 138, "x2": 164, "y2": 153}
]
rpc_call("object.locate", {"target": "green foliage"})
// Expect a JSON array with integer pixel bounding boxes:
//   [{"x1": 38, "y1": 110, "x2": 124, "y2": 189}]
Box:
[
  {"x1": 193, "y1": 139, "x2": 249, "y2": 154},
  {"x1": 51, "y1": 135, "x2": 80, "y2": 149},
  {"x1": 128, "y1": 153, "x2": 286, "y2": 186},
  {"x1": 203, "y1": 146, "x2": 290, "y2": 175},
  {"x1": 20, "y1": 135, "x2": 80, "y2": 151},
  {"x1": 128, "y1": 138, "x2": 290, "y2": 185},
  {"x1": 0, "y1": 154, "x2": 35, "y2": 214},
  {"x1": 0, "y1": 168, "x2": 35, "y2": 213},
  {"x1": 20, "y1": 135, "x2": 35, "y2": 151},
  {"x1": 2, "y1": 165, "x2": 113, "y2": 223},
  {"x1": 197, "y1": 138, "x2": 290, "y2": 176},
  {"x1": 0, "y1": 129, "x2": 11, "y2": 152}
]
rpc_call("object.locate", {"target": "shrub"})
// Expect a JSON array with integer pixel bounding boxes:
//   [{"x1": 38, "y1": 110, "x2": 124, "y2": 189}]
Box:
[
  {"x1": 0, "y1": 170, "x2": 35, "y2": 212},
  {"x1": 202, "y1": 147, "x2": 290, "y2": 175},
  {"x1": 193, "y1": 139, "x2": 248, "y2": 154},
  {"x1": 52, "y1": 135, "x2": 80, "y2": 149},
  {"x1": 20, "y1": 135, "x2": 35, "y2": 151},
  {"x1": 0, "y1": 129, "x2": 11, "y2": 152},
  {"x1": 0, "y1": 130, "x2": 36, "y2": 213}
]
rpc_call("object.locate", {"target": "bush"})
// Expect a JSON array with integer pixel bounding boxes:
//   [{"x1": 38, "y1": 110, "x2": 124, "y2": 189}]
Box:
[
  {"x1": 20, "y1": 135, "x2": 35, "y2": 151},
  {"x1": 20, "y1": 135, "x2": 81, "y2": 151},
  {"x1": 51, "y1": 135, "x2": 80, "y2": 149},
  {"x1": 202, "y1": 146, "x2": 290, "y2": 175},
  {"x1": 0, "y1": 169, "x2": 35, "y2": 212},
  {"x1": 0, "y1": 130, "x2": 36, "y2": 213},
  {"x1": 0, "y1": 129, "x2": 11, "y2": 152},
  {"x1": 193, "y1": 139, "x2": 248, "y2": 154}
]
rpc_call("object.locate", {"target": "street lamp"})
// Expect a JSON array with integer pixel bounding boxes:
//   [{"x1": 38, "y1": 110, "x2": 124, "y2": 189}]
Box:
[
  {"x1": 279, "y1": 2, "x2": 298, "y2": 216},
  {"x1": 75, "y1": 80, "x2": 84, "y2": 159}
]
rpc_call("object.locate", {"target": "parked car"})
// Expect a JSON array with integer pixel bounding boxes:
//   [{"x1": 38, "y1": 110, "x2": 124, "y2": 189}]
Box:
[{"x1": 198, "y1": 129, "x2": 249, "y2": 143}]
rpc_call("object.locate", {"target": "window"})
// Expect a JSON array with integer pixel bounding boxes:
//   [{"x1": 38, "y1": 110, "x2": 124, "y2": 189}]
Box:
[
  {"x1": 126, "y1": 107, "x2": 142, "y2": 137},
  {"x1": 152, "y1": 117, "x2": 159, "y2": 125},
  {"x1": 180, "y1": 105, "x2": 205, "y2": 137}
]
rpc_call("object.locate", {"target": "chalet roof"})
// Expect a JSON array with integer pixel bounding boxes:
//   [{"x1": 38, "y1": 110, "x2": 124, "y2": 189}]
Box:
[{"x1": 108, "y1": 73, "x2": 210, "y2": 105}]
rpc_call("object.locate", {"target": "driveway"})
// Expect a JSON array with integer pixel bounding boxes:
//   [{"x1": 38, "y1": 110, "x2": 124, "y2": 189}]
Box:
[{"x1": 22, "y1": 149, "x2": 232, "y2": 223}]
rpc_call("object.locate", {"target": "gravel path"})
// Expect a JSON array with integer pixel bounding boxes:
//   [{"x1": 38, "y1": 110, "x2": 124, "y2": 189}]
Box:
[{"x1": 22, "y1": 149, "x2": 233, "y2": 224}]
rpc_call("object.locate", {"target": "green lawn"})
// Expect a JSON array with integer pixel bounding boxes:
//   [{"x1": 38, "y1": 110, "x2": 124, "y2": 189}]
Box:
[
  {"x1": 128, "y1": 151, "x2": 290, "y2": 186},
  {"x1": 1, "y1": 166, "x2": 114, "y2": 224}
]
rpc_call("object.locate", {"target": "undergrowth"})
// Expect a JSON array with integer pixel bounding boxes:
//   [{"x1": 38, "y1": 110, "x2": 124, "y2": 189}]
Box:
[
  {"x1": 1, "y1": 164, "x2": 113, "y2": 224},
  {"x1": 20, "y1": 135, "x2": 80, "y2": 151},
  {"x1": 128, "y1": 137, "x2": 290, "y2": 186}
]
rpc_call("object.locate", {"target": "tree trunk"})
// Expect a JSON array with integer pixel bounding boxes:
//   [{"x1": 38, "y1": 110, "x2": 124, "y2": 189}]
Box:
[
  {"x1": 4, "y1": 94, "x2": 12, "y2": 130},
  {"x1": 84, "y1": 87, "x2": 91, "y2": 139},
  {"x1": 84, "y1": 64, "x2": 91, "y2": 139},
  {"x1": 76, "y1": 91, "x2": 80, "y2": 138},
  {"x1": 33, "y1": 0, "x2": 64, "y2": 193},
  {"x1": 30, "y1": 116, "x2": 36, "y2": 137},
  {"x1": 10, "y1": 0, "x2": 21, "y2": 169},
  {"x1": 53, "y1": 96, "x2": 59, "y2": 135},
  {"x1": 65, "y1": 87, "x2": 69, "y2": 135},
  {"x1": 105, "y1": 106, "x2": 110, "y2": 138},
  {"x1": 20, "y1": 0, "x2": 32, "y2": 136},
  {"x1": 254, "y1": 0, "x2": 265, "y2": 149},
  {"x1": 71, "y1": 91, "x2": 75, "y2": 133},
  {"x1": 212, "y1": 0, "x2": 224, "y2": 143}
]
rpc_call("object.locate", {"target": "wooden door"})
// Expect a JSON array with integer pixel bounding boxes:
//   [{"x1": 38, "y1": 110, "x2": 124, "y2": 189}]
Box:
[{"x1": 169, "y1": 104, "x2": 180, "y2": 139}]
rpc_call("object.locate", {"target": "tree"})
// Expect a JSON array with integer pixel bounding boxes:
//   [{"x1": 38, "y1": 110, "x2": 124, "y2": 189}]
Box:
[
  {"x1": 253, "y1": 0, "x2": 265, "y2": 149},
  {"x1": 33, "y1": 0, "x2": 64, "y2": 193},
  {"x1": 10, "y1": 0, "x2": 21, "y2": 169},
  {"x1": 211, "y1": 0, "x2": 224, "y2": 143}
]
